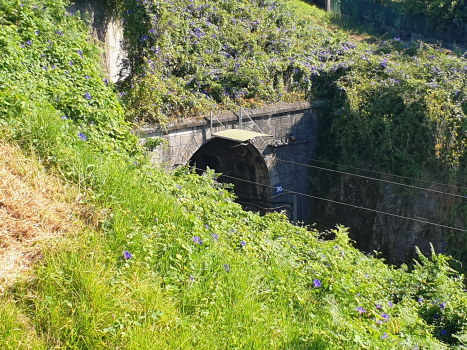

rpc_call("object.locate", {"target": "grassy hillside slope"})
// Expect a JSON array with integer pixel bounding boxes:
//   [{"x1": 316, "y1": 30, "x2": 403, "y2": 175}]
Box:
[{"x1": 0, "y1": 0, "x2": 467, "y2": 349}]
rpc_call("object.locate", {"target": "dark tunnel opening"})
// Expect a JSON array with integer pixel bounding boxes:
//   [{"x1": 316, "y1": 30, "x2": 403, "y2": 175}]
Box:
[{"x1": 189, "y1": 137, "x2": 271, "y2": 213}]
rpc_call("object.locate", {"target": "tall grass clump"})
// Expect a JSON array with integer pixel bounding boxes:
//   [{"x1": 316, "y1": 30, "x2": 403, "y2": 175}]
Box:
[{"x1": 1, "y1": 0, "x2": 467, "y2": 349}]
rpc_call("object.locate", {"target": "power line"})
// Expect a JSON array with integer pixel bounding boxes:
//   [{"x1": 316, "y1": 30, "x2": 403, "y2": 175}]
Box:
[
  {"x1": 285, "y1": 154, "x2": 467, "y2": 191},
  {"x1": 195, "y1": 167, "x2": 467, "y2": 233},
  {"x1": 265, "y1": 156, "x2": 467, "y2": 200}
]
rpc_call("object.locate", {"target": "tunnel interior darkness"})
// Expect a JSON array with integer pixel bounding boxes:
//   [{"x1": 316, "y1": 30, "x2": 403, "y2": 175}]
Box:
[{"x1": 189, "y1": 137, "x2": 271, "y2": 211}]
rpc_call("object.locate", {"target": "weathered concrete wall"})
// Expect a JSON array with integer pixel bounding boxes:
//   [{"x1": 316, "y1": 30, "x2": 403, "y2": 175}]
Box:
[
  {"x1": 67, "y1": 0, "x2": 125, "y2": 81},
  {"x1": 138, "y1": 101, "x2": 319, "y2": 222},
  {"x1": 308, "y1": 168, "x2": 467, "y2": 267}
]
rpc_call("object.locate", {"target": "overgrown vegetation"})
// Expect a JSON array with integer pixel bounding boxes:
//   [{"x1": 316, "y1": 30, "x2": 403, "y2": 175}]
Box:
[
  {"x1": 112, "y1": 0, "x2": 359, "y2": 125},
  {"x1": 1, "y1": 0, "x2": 467, "y2": 348},
  {"x1": 313, "y1": 39, "x2": 467, "y2": 175},
  {"x1": 375, "y1": 0, "x2": 467, "y2": 32},
  {"x1": 0, "y1": 0, "x2": 139, "y2": 155},
  {"x1": 110, "y1": 0, "x2": 467, "y2": 174}
]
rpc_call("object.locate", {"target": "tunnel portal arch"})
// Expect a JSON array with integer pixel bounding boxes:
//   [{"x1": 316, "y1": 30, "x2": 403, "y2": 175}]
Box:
[{"x1": 189, "y1": 137, "x2": 271, "y2": 211}]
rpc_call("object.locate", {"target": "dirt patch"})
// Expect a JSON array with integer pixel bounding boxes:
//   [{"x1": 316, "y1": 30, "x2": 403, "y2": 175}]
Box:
[{"x1": 0, "y1": 143, "x2": 79, "y2": 292}]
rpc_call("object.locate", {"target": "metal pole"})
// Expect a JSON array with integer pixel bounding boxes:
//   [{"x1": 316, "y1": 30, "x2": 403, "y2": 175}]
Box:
[
  {"x1": 293, "y1": 194, "x2": 298, "y2": 223},
  {"x1": 239, "y1": 107, "x2": 243, "y2": 130},
  {"x1": 210, "y1": 110, "x2": 213, "y2": 137},
  {"x1": 326, "y1": 0, "x2": 331, "y2": 12}
]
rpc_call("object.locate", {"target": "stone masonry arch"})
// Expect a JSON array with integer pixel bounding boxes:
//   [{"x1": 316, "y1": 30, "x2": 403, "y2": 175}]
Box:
[
  {"x1": 139, "y1": 101, "x2": 322, "y2": 221},
  {"x1": 189, "y1": 138, "x2": 270, "y2": 209}
]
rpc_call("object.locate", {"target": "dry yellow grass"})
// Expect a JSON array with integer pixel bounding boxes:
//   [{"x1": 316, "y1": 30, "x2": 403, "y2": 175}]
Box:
[{"x1": 0, "y1": 143, "x2": 79, "y2": 292}]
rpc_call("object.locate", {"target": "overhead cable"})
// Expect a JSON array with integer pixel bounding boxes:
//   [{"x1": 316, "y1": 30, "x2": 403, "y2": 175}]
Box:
[
  {"x1": 284, "y1": 154, "x2": 467, "y2": 191},
  {"x1": 265, "y1": 156, "x2": 467, "y2": 200},
  {"x1": 195, "y1": 167, "x2": 467, "y2": 233}
]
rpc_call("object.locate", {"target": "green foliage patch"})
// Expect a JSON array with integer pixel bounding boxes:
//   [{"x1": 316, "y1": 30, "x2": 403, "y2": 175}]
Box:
[
  {"x1": 112, "y1": 0, "x2": 358, "y2": 126},
  {"x1": 0, "y1": 0, "x2": 139, "y2": 155},
  {"x1": 314, "y1": 40, "x2": 467, "y2": 174},
  {"x1": 375, "y1": 0, "x2": 467, "y2": 32},
  {"x1": 1, "y1": 0, "x2": 467, "y2": 349}
]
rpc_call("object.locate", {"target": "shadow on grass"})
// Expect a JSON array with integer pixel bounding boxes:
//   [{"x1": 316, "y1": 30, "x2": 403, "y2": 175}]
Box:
[{"x1": 328, "y1": 13, "x2": 392, "y2": 43}]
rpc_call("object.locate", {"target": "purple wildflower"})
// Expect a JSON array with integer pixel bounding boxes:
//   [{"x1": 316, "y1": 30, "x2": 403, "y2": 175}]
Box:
[
  {"x1": 381, "y1": 58, "x2": 387, "y2": 68},
  {"x1": 388, "y1": 301, "x2": 393, "y2": 308},
  {"x1": 381, "y1": 313, "x2": 389, "y2": 322},
  {"x1": 434, "y1": 314, "x2": 439, "y2": 319},
  {"x1": 84, "y1": 75, "x2": 90, "y2": 79},
  {"x1": 381, "y1": 332, "x2": 388, "y2": 339},
  {"x1": 205, "y1": 224, "x2": 209, "y2": 229},
  {"x1": 27, "y1": 40, "x2": 32, "y2": 45},
  {"x1": 190, "y1": 274, "x2": 194, "y2": 282},
  {"x1": 85, "y1": 92, "x2": 91, "y2": 100},
  {"x1": 65, "y1": 71, "x2": 69, "y2": 74},
  {"x1": 35, "y1": 30, "x2": 39, "y2": 35},
  {"x1": 51, "y1": 65, "x2": 56, "y2": 69},
  {"x1": 176, "y1": 184, "x2": 181, "y2": 189},
  {"x1": 69, "y1": 61, "x2": 73, "y2": 66},
  {"x1": 78, "y1": 50, "x2": 84, "y2": 58},
  {"x1": 223, "y1": 264, "x2": 230, "y2": 272},
  {"x1": 123, "y1": 250, "x2": 132, "y2": 259},
  {"x1": 193, "y1": 236, "x2": 203, "y2": 245},
  {"x1": 241, "y1": 240, "x2": 246, "y2": 247},
  {"x1": 439, "y1": 302, "x2": 446, "y2": 309},
  {"x1": 313, "y1": 279, "x2": 321, "y2": 288},
  {"x1": 61, "y1": 116, "x2": 68, "y2": 120},
  {"x1": 212, "y1": 234, "x2": 218, "y2": 240},
  {"x1": 356, "y1": 307, "x2": 367, "y2": 315},
  {"x1": 78, "y1": 132, "x2": 87, "y2": 141},
  {"x1": 441, "y1": 329, "x2": 447, "y2": 335}
]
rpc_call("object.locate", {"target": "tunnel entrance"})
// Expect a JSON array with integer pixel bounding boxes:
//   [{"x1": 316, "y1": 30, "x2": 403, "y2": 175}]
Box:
[
  {"x1": 304, "y1": 0, "x2": 326, "y2": 10},
  {"x1": 189, "y1": 138, "x2": 271, "y2": 213}
]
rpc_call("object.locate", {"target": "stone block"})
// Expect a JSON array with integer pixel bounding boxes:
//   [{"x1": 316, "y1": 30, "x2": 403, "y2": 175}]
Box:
[
  {"x1": 169, "y1": 145, "x2": 182, "y2": 157},
  {"x1": 167, "y1": 135, "x2": 181, "y2": 147},
  {"x1": 291, "y1": 115, "x2": 303, "y2": 126},
  {"x1": 180, "y1": 133, "x2": 197, "y2": 146},
  {"x1": 281, "y1": 115, "x2": 292, "y2": 127},
  {"x1": 256, "y1": 120, "x2": 268, "y2": 132}
]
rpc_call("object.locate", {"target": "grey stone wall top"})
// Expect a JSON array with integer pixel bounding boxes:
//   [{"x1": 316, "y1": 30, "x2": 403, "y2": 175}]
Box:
[{"x1": 138, "y1": 101, "x2": 326, "y2": 135}]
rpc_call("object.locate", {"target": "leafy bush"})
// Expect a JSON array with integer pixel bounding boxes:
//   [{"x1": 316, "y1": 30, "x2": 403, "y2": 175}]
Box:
[
  {"x1": 369, "y1": 0, "x2": 467, "y2": 31},
  {"x1": 313, "y1": 40, "x2": 467, "y2": 173},
  {"x1": 112, "y1": 0, "x2": 357, "y2": 125},
  {"x1": 400, "y1": 0, "x2": 466, "y2": 32},
  {"x1": 0, "y1": 0, "x2": 139, "y2": 155}
]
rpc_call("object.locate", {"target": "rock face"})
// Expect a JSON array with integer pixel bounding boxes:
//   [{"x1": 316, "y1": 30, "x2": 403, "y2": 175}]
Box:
[
  {"x1": 67, "y1": 0, "x2": 125, "y2": 81},
  {"x1": 309, "y1": 171, "x2": 466, "y2": 266}
]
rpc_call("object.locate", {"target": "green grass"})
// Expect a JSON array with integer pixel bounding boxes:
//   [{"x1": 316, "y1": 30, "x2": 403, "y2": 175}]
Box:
[
  {"x1": 3, "y1": 105, "x2": 466, "y2": 348},
  {"x1": 286, "y1": 0, "x2": 330, "y2": 24},
  {"x1": 0, "y1": 299, "x2": 46, "y2": 349},
  {"x1": 1, "y1": 0, "x2": 467, "y2": 349}
]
